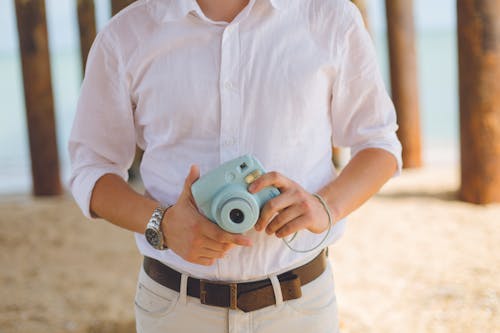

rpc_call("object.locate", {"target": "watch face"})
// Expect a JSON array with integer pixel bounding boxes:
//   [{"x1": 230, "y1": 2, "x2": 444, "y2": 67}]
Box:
[{"x1": 145, "y1": 228, "x2": 160, "y2": 247}]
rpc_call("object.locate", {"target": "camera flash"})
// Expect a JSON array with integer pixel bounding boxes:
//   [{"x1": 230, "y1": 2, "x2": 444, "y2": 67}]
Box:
[{"x1": 245, "y1": 170, "x2": 262, "y2": 184}]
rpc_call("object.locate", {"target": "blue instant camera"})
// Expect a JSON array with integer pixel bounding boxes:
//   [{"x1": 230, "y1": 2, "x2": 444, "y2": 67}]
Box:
[{"x1": 191, "y1": 155, "x2": 280, "y2": 234}]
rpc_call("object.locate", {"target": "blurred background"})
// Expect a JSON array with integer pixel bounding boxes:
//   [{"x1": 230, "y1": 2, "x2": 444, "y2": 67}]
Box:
[
  {"x1": 1, "y1": 1, "x2": 499, "y2": 332},
  {"x1": 0, "y1": 0, "x2": 458, "y2": 194}
]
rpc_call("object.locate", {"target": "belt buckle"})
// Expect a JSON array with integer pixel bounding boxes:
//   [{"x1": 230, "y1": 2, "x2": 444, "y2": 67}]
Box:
[{"x1": 200, "y1": 280, "x2": 238, "y2": 310}]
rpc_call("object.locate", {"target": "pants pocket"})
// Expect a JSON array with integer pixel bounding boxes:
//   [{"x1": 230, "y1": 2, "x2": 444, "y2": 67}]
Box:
[
  {"x1": 252, "y1": 262, "x2": 339, "y2": 333},
  {"x1": 134, "y1": 282, "x2": 178, "y2": 317},
  {"x1": 285, "y1": 265, "x2": 337, "y2": 316}
]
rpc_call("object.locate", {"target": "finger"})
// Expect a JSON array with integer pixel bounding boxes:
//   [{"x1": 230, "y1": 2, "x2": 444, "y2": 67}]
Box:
[
  {"x1": 183, "y1": 164, "x2": 200, "y2": 193},
  {"x1": 265, "y1": 205, "x2": 302, "y2": 235},
  {"x1": 198, "y1": 246, "x2": 226, "y2": 259},
  {"x1": 182, "y1": 165, "x2": 201, "y2": 207},
  {"x1": 197, "y1": 257, "x2": 216, "y2": 266},
  {"x1": 228, "y1": 233, "x2": 253, "y2": 247},
  {"x1": 200, "y1": 219, "x2": 231, "y2": 242},
  {"x1": 201, "y1": 222, "x2": 253, "y2": 247},
  {"x1": 275, "y1": 217, "x2": 309, "y2": 238},
  {"x1": 200, "y1": 235, "x2": 235, "y2": 253},
  {"x1": 255, "y1": 191, "x2": 297, "y2": 231},
  {"x1": 248, "y1": 171, "x2": 291, "y2": 194}
]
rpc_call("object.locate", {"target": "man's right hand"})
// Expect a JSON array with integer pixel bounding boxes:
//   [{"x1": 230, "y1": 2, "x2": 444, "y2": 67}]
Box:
[{"x1": 163, "y1": 165, "x2": 253, "y2": 266}]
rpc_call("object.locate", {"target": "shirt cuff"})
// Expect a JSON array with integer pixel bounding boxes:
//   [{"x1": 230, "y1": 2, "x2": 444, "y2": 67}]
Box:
[
  {"x1": 350, "y1": 135, "x2": 403, "y2": 177},
  {"x1": 70, "y1": 166, "x2": 129, "y2": 219}
]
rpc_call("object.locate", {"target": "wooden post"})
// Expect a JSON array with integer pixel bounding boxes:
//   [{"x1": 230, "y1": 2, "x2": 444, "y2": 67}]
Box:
[
  {"x1": 111, "y1": 0, "x2": 135, "y2": 16},
  {"x1": 14, "y1": 0, "x2": 62, "y2": 196},
  {"x1": 385, "y1": 0, "x2": 422, "y2": 168},
  {"x1": 458, "y1": 0, "x2": 500, "y2": 204},
  {"x1": 351, "y1": 0, "x2": 371, "y2": 31},
  {"x1": 77, "y1": 0, "x2": 97, "y2": 75}
]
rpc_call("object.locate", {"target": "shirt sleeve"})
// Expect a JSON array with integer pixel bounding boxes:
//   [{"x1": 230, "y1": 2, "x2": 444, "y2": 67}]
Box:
[
  {"x1": 330, "y1": 2, "x2": 403, "y2": 174},
  {"x1": 68, "y1": 31, "x2": 136, "y2": 219}
]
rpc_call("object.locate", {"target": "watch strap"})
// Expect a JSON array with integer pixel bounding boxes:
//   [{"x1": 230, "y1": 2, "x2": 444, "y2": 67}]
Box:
[
  {"x1": 146, "y1": 205, "x2": 170, "y2": 250},
  {"x1": 148, "y1": 206, "x2": 166, "y2": 230}
]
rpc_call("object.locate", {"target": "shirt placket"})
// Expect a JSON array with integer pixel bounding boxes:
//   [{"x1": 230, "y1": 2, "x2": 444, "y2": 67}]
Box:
[{"x1": 219, "y1": 22, "x2": 241, "y2": 164}]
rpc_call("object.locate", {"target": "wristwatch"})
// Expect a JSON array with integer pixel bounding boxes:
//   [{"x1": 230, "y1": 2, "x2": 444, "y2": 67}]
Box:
[{"x1": 145, "y1": 206, "x2": 170, "y2": 250}]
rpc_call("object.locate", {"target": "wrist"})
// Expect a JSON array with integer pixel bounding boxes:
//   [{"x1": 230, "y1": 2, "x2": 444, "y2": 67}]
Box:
[
  {"x1": 316, "y1": 190, "x2": 341, "y2": 224},
  {"x1": 160, "y1": 204, "x2": 174, "y2": 248},
  {"x1": 312, "y1": 193, "x2": 334, "y2": 233},
  {"x1": 145, "y1": 205, "x2": 171, "y2": 250}
]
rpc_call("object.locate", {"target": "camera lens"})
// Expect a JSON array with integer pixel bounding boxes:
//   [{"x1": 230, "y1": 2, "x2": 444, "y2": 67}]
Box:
[{"x1": 229, "y1": 209, "x2": 245, "y2": 224}]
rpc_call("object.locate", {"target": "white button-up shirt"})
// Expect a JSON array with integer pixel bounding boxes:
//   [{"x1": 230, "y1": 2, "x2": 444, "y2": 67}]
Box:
[{"x1": 69, "y1": 0, "x2": 402, "y2": 281}]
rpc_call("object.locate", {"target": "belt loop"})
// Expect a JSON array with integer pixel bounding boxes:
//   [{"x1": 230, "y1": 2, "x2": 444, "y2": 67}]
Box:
[
  {"x1": 179, "y1": 273, "x2": 188, "y2": 305},
  {"x1": 269, "y1": 275, "x2": 283, "y2": 307}
]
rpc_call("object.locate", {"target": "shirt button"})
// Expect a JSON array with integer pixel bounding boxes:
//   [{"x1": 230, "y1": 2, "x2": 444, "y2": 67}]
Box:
[{"x1": 224, "y1": 81, "x2": 234, "y2": 90}]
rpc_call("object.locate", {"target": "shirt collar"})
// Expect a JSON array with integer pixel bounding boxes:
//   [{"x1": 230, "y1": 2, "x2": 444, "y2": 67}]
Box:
[
  {"x1": 155, "y1": 0, "x2": 284, "y2": 23},
  {"x1": 269, "y1": 0, "x2": 285, "y2": 10},
  {"x1": 159, "y1": 1, "x2": 200, "y2": 22}
]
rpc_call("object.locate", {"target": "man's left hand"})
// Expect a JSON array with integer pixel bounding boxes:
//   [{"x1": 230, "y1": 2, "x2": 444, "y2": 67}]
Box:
[{"x1": 248, "y1": 172, "x2": 331, "y2": 238}]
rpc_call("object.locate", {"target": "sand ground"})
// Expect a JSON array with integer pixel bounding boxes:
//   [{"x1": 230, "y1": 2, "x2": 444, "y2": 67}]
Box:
[{"x1": 0, "y1": 166, "x2": 499, "y2": 333}]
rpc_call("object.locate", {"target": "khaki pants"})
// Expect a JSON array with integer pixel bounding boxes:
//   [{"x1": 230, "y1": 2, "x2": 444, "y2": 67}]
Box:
[{"x1": 135, "y1": 261, "x2": 340, "y2": 333}]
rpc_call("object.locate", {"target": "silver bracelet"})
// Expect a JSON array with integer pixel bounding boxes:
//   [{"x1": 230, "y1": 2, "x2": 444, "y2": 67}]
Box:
[{"x1": 282, "y1": 193, "x2": 333, "y2": 253}]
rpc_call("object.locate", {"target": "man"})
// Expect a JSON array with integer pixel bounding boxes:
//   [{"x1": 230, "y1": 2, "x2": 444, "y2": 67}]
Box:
[{"x1": 69, "y1": 0, "x2": 402, "y2": 332}]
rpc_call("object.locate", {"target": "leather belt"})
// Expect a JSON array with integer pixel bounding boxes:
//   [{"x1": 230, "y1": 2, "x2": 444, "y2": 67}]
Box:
[{"x1": 143, "y1": 249, "x2": 328, "y2": 312}]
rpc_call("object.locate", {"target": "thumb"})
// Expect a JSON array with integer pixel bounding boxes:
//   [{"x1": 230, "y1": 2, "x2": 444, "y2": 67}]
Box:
[{"x1": 183, "y1": 164, "x2": 200, "y2": 193}]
